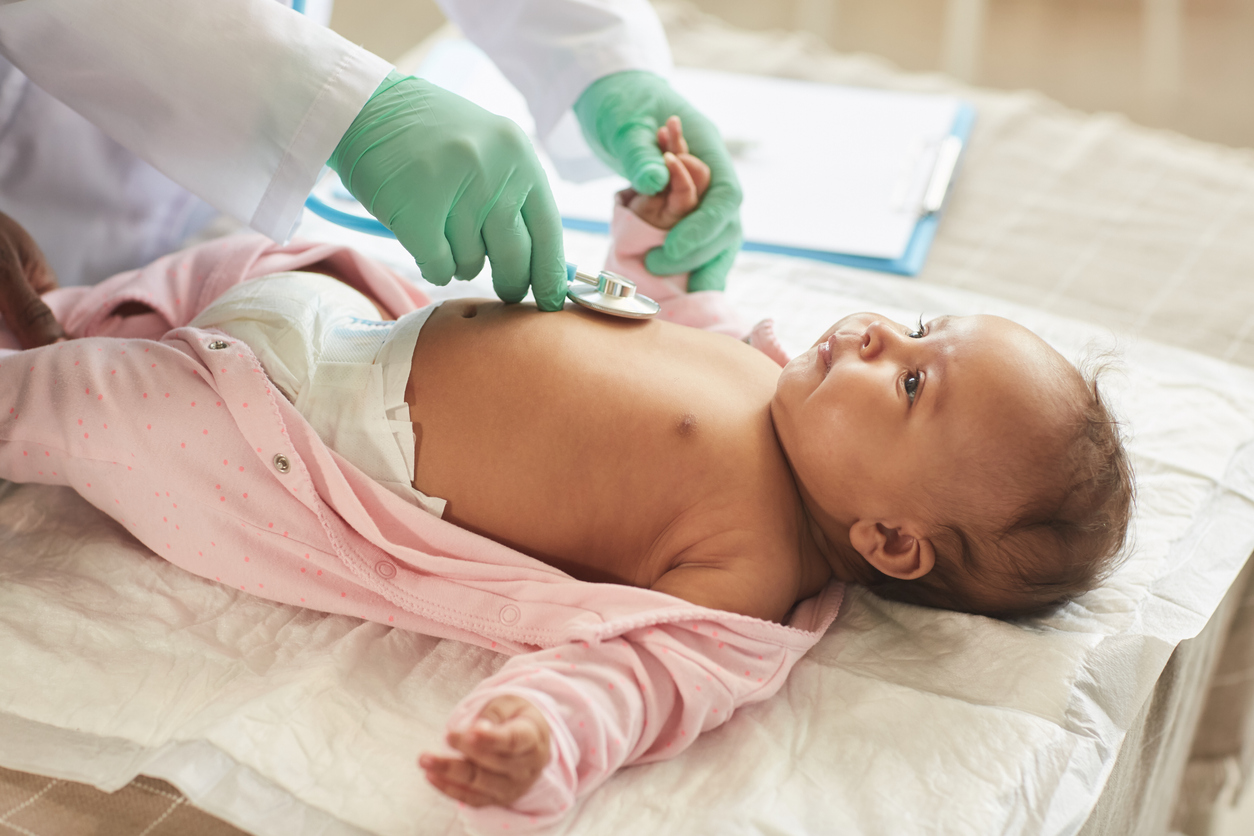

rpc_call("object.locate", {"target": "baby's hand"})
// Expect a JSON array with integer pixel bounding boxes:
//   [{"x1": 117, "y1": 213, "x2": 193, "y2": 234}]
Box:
[
  {"x1": 420, "y1": 694, "x2": 551, "y2": 807},
  {"x1": 625, "y1": 115, "x2": 711, "y2": 230}
]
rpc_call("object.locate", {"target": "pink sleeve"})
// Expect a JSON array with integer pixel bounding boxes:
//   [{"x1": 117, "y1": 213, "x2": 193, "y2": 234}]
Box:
[
  {"x1": 0, "y1": 337, "x2": 207, "y2": 498},
  {"x1": 447, "y1": 615, "x2": 816, "y2": 832},
  {"x1": 603, "y1": 194, "x2": 749, "y2": 339}
]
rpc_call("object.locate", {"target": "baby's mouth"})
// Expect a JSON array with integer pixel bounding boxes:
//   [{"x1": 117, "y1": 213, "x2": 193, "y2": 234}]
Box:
[
  {"x1": 818, "y1": 335, "x2": 835, "y2": 373},
  {"x1": 819, "y1": 331, "x2": 863, "y2": 373}
]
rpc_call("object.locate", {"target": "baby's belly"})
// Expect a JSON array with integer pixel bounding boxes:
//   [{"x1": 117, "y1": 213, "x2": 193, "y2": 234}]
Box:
[{"x1": 404, "y1": 299, "x2": 784, "y2": 587}]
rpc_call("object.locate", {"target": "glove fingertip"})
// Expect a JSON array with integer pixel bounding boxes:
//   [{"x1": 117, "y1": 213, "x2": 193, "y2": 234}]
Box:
[
  {"x1": 453, "y1": 256, "x2": 487, "y2": 283},
  {"x1": 536, "y1": 292, "x2": 566, "y2": 312},
  {"x1": 687, "y1": 250, "x2": 735, "y2": 292},
  {"x1": 643, "y1": 246, "x2": 680, "y2": 278},
  {"x1": 631, "y1": 162, "x2": 669, "y2": 196},
  {"x1": 685, "y1": 269, "x2": 724, "y2": 293},
  {"x1": 533, "y1": 276, "x2": 569, "y2": 311}
]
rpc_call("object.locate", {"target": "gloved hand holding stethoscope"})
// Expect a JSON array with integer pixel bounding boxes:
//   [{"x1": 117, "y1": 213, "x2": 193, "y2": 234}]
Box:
[
  {"x1": 0, "y1": 0, "x2": 740, "y2": 324},
  {"x1": 325, "y1": 67, "x2": 742, "y2": 315},
  {"x1": 313, "y1": 74, "x2": 664, "y2": 321}
]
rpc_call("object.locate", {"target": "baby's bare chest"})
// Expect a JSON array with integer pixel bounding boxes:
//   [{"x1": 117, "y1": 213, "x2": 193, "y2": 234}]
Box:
[{"x1": 404, "y1": 300, "x2": 797, "y2": 588}]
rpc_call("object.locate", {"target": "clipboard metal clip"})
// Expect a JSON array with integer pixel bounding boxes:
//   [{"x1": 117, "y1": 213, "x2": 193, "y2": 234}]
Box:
[{"x1": 922, "y1": 135, "x2": 965, "y2": 215}]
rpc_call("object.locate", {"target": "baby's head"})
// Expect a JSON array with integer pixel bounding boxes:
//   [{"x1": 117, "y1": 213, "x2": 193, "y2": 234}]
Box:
[{"x1": 771, "y1": 312, "x2": 1132, "y2": 618}]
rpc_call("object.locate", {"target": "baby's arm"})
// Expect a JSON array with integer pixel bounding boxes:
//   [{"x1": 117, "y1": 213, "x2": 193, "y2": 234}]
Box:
[
  {"x1": 428, "y1": 616, "x2": 803, "y2": 832},
  {"x1": 604, "y1": 118, "x2": 748, "y2": 337}
]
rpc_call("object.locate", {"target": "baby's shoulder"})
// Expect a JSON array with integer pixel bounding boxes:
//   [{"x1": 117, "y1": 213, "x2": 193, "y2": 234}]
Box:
[{"x1": 650, "y1": 508, "x2": 806, "y2": 623}]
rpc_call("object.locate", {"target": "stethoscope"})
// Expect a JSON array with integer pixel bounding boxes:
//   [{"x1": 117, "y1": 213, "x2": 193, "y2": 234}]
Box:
[
  {"x1": 290, "y1": 0, "x2": 658, "y2": 319},
  {"x1": 288, "y1": 0, "x2": 658, "y2": 319},
  {"x1": 303, "y1": 193, "x2": 660, "y2": 319}
]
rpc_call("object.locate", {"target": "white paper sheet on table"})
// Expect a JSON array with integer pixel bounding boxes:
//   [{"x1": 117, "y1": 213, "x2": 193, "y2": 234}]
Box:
[
  {"x1": 2, "y1": 219, "x2": 1254, "y2": 836},
  {"x1": 413, "y1": 39, "x2": 962, "y2": 261}
]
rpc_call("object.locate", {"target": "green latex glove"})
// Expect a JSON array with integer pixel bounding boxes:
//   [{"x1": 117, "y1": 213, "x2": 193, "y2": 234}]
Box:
[
  {"x1": 574, "y1": 71, "x2": 743, "y2": 291},
  {"x1": 330, "y1": 71, "x2": 567, "y2": 310}
]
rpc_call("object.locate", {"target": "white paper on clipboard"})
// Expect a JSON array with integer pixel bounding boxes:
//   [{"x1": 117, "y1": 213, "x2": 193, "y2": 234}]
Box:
[{"x1": 416, "y1": 40, "x2": 963, "y2": 261}]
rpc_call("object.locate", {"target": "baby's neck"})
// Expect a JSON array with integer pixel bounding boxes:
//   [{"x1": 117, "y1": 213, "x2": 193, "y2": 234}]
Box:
[
  {"x1": 770, "y1": 419, "x2": 871, "y2": 591},
  {"x1": 795, "y1": 502, "x2": 880, "y2": 590}
]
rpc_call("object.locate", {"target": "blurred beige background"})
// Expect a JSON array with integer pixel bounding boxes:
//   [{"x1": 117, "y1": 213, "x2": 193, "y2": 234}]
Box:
[{"x1": 332, "y1": 0, "x2": 1254, "y2": 150}]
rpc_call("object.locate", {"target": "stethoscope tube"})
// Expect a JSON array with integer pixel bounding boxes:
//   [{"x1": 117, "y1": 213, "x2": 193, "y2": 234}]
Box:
[{"x1": 304, "y1": 193, "x2": 393, "y2": 237}]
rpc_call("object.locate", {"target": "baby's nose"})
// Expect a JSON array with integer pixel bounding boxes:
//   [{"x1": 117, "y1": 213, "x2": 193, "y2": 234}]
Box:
[{"x1": 860, "y1": 320, "x2": 894, "y2": 359}]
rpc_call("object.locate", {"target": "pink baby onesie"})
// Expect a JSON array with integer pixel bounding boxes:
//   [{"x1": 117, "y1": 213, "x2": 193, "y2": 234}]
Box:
[{"x1": 0, "y1": 230, "x2": 839, "y2": 832}]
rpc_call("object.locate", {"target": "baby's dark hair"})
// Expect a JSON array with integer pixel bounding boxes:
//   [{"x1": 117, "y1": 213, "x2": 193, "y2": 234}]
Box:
[{"x1": 870, "y1": 360, "x2": 1133, "y2": 619}]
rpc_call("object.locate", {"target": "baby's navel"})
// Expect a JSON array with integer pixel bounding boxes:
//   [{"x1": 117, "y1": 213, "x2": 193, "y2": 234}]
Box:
[{"x1": 676, "y1": 413, "x2": 699, "y2": 438}]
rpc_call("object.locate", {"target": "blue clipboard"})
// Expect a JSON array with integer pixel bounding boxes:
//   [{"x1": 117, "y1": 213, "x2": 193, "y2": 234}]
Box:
[{"x1": 562, "y1": 102, "x2": 976, "y2": 278}]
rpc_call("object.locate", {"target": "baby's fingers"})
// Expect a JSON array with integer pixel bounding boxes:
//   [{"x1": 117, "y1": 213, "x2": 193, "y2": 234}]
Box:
[
  {"x1": 680, "y1": 153, "x2": 711, "y2": 197},
  {"x1": 449, "y1": 720, "x2": 546, "y2": 776},
  {"x1": 665, "y1": 115, "x2": 688, "y2": 156},
  {"x1": 663, "y1": 152, "x2": 699, "y2": 217},
  {"x1": 420, "y1": 755, "x2": 513, "y2": 807}
]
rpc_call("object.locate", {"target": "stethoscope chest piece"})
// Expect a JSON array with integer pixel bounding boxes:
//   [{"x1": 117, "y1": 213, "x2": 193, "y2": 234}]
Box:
[{"x1": 567, "y1": 267, "x2": 661, "y2": 319}]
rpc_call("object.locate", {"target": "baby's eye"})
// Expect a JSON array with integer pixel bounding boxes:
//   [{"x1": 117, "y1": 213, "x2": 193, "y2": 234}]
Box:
[
  {"x1": 904, "y1": 372, "x2": 920, "y2": 404},
  {"x1": 907, "y1": 316, "x2": 927, "y2": 339}
]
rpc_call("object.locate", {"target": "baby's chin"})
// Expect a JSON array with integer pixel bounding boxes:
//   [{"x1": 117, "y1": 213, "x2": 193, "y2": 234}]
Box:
[{"x1": 767, "y1": 354, "x2": 817, "y2": 439}]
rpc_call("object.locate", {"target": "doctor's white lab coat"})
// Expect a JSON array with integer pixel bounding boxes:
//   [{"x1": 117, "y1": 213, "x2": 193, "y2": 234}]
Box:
[{"x1": 0, "y1": 0, "x2": 671, "y2": 286}]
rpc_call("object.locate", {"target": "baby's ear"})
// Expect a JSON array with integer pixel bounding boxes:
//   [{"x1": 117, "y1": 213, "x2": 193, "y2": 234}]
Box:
[{"x1": 849, "y1": 520, "x2": 935, "y2": 580}]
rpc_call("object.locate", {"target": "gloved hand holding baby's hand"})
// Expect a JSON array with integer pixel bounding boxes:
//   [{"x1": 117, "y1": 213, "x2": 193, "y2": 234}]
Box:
[
  {"x1": 624, "y1": 116, "x2": 711, "y2": 231},
  {"x1": 421, "y1": 694, "x2": 551, "y2": 807}
]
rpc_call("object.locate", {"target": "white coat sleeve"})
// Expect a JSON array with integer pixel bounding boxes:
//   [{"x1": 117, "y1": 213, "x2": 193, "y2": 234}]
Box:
[
  {"x1": 434, "y1": 0, "x2": 673, "y2": 140},
  {"x1": 0, "y1": 0, "x2": 392, "y2": 242}
]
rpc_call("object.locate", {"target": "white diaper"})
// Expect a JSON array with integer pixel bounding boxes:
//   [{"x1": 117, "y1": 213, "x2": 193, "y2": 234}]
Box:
[{"x1": 190, "y1": 272, "x2": 445, "y2": 517}]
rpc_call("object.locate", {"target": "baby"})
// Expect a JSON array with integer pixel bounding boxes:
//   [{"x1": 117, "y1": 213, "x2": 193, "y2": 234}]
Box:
[{"x1": 0, "y1": 118, "x2": 1132, "y2": 821}]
